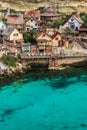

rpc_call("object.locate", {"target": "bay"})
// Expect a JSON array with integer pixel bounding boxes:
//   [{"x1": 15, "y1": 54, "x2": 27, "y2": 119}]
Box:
[{"x1": 0, "y1": 67, "x2": 87, "y2": 130}]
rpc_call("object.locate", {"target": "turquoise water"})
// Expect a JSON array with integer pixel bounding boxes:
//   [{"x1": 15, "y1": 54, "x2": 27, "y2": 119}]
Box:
[{"x1": 0, "y1": 68, "x2": 87, "y2": 130}]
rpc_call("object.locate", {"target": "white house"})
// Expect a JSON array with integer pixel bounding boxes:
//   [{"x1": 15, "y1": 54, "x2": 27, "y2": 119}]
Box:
[
  {"x1": 63, "y1": 14, "x2": 83, "y2": 31},
  {"x1": 25, "y1": 18, "x2": 38, "y2": 31}
]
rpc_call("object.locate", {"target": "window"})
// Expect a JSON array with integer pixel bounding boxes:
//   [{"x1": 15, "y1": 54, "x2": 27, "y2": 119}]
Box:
[
  {"x1": 70, "y1": 22, "x2": 75, "y2": 30},
  {"x1": 14, "y1": 33, "x2": 18, "y2": 36},
  {"x1": 27, "y1": 28, "x2": 29, "y2": 30},
  {"x1": 31, "y1": 26, "x2": 33, "y2": 28},
  {"x1": 71, "y1": 18, "x2": 74, "y2": 21},
  {"x1": 31, "y1": 18, "x2": 33, "y2": 22},
  {"x1": 75, "y1": 27, "x2": 78, "y2": 31},
  {"x1": 35, "y1": 23, "x2": 37, "y2": 26},
  {"x1": 70, "y1": 25, "x2": 75, "y2": 30}
]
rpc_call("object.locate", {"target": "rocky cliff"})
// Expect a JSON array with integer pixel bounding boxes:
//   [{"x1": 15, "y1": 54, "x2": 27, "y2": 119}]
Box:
[{"x1": 1, "y1": 0, "x2": 87, "y2": 13}]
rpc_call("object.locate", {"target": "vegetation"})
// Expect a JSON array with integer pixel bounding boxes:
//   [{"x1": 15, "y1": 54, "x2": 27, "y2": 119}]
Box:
[
  {"x1": 17, "y1": 54, "x2": 21, "y2": 61},
  {"x1": 23, "y1": 30, "x2": 37, "y2": 44},
  {"x1": 1, "y1": 54, "x2": 17, "y2": 67},
  {"x1": 80, "y1": 12, "x2": 87, "y2": 28},
  {"x1": 25, "y1": 18, "x2": 30, "y2": 22},
  {"x1": 50, "y1": 14, "x2": 70, "y2": 28},
  {"x1": 37, "y1": 7, "x2": 45, "y2": 14}
]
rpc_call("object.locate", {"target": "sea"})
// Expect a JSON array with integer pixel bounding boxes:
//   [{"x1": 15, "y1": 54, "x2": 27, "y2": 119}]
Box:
[{"x1": 0, "y1": 67, "x2": 87, "y2": 130}]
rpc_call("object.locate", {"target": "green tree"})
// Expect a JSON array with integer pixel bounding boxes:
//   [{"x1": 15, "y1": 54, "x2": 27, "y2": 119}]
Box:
[
  {"x1": 23, "y1": 32, "x2": 30, "y2": 43},
  {"x1": 23, "y1": 30, "x2": 37, "y2": 44},
  {"x1": 80, "y1": 12, "x2": 87, "y2": 28}
]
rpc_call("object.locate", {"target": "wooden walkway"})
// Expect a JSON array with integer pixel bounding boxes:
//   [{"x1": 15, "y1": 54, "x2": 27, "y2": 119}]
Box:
[{"x1": 21, "y1": 55, "x2": 87, "y2": 60}]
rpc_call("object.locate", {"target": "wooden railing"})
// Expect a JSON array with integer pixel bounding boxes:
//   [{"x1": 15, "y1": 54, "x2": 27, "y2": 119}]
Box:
[{"x1": 21, "y1": 54, "x2": 87, "y2": 60}]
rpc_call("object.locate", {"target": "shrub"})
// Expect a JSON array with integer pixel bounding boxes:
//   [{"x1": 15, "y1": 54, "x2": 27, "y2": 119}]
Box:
[{"x1": 1, "y1": 54, "x2": 17, "y2": 67}]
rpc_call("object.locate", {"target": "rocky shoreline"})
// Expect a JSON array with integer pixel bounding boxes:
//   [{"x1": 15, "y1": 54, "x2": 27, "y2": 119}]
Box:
[
  {"x1": 0, "y1": 62, "x2": 29, "y2": 79},
  {"x1": 48, "y1": 57, "x2": 87, "y2": 70},
  {"x1": 0, "y1": 57, "x2": 87, "y2": 84}
]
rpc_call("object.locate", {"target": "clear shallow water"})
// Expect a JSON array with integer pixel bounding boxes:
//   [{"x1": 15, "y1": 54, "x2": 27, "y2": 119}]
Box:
[{"x1": 0, "y1": 68, "x2": 87, "y2": 130}]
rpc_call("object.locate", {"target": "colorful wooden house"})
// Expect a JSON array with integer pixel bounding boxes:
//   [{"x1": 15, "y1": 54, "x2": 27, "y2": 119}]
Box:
[
  {"x1": 6, "y1": 14, "x2": 24, "y2": 32},
  {"x1": 63, "y1": 14, "x2": 83, "y2": 31},
  {"x1": 25, "y1": 18, "x2": 38, "y2": 31},
  {"x1": 51, "y1": 32, "x2": 69, "y2": 55},
  {"x1": 51, "y1": 32, "x2": 61, "y2": 54},
  {"x1": 41, "y1": 6, "x2": 61, "y2": 26},
  {"x1": 36, "y1": 32, "x2": 52, "y2": 54},
  {"x1": 2, "y1": 27, "x2": 23, "y2": 43}
]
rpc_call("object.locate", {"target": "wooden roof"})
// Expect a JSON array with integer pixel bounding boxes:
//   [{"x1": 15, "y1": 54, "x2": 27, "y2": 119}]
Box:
[
  {"x1": 24, "y1": 10, "x2": 40, "y2": 19},
  {"x1": 7, "y1": 14, "x2": 23, "y2": 25}
]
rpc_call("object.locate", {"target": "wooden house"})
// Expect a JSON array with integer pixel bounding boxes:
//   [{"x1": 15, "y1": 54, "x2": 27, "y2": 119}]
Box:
[
  {"x1": 36, "y1": 32, "x2": 52, "y2": 54},
  {"x1": 6, "y1": 14, "x2": 24, "y2": 32},
  {"x1": 63, "y1": 14, "x2": 83, "y2": 31},
  {"x1": 2, "y1": 27, "x2": 23, "y2": 43},
  {"x1": 51, "y1": 32, "x2": 69, "y2": 55},
  {"x1": 41, "y1": 6, "x2": 61, "y2": 26},
  {"x1": 25, "y1": 18, "x2": 38, "y2": 31}
]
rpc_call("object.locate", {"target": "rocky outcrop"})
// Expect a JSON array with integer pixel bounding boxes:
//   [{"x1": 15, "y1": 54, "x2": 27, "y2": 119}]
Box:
[
  {"x1": 0, "y1": 0, "x2": 87, "y2": 13},
  {"x1": 0, "y1": 62, "x2": 30, "y2": 77}
]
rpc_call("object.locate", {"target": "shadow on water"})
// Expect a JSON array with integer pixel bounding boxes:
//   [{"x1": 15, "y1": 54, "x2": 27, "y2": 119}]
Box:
[
  {"x1": 1, "y1": 67, "x2": 87, "y2": 90},
  {"x1": 0, "y1": 101, "x2": 36, "y2": 122}
]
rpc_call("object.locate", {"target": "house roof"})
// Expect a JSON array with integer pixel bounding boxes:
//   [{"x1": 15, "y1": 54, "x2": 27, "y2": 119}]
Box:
[
  {"x1": 63, "y1": 14, "x2": 83, "y2": 26},
  {"x1": 7, "y1": 14, "x2": 23, "y2": 25},
  {"x1": 73, "y1": 14, "x2": 83, "y2": 24},
  {"x1": 24, "y1": 10, "x2": 40, "y2": 19},
  {"x1": 51, "y1": 31, "x2": 61, "y2": 39},
  {"x1": 37, "y1": 32, "x2": 52, "y2": 41},
  {"x1": 2, "y1": 27, "x2": 15, "y2": 36},
  {"x1": 74, "y1": 38, "x2": 87, "y2": 49}
]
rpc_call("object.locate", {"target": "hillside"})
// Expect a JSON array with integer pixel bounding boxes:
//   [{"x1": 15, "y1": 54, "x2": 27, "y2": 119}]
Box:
[{"x1": 1, "y1": 0, "x2": 87, "y2": 13}]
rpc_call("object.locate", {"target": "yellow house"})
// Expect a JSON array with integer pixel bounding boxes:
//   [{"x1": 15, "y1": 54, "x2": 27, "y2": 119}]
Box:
[{"x1": 36, "y1": 32, "x2": 52, "y2": 54}]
